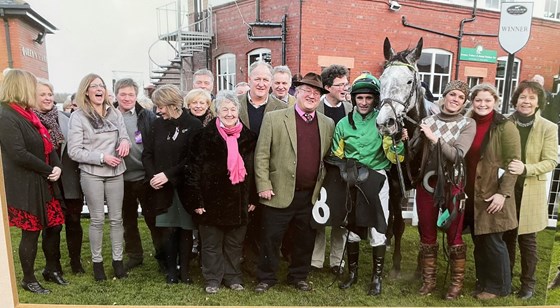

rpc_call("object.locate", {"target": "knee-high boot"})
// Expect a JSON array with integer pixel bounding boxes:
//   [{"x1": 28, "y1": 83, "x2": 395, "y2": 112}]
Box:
[
  {"x1": 445, "y1": 244, "x2": 466, "y2": 300},
  {"x1": 419, "y1": 243, "x2": 438, "y2": 295},
  {"x1": 368, "y1": 245, "x2": 386, "y2": 296},
  {"x1": 339, "y1": 241, "x2": 359, "y2": 289}
]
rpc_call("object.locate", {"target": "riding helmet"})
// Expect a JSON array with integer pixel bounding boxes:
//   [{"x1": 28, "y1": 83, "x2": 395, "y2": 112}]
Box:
[{"x1": 351, "y1": 73, "x2": 380, "y2": 95}]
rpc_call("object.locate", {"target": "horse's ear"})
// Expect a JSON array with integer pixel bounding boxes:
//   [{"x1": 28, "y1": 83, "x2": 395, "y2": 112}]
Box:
[
  {"x1": 383, "y1": 37, "x2": 395, "y2": 61},
  {"x1": 413, "y1": 37, "x2": 423, "y2": 61}
]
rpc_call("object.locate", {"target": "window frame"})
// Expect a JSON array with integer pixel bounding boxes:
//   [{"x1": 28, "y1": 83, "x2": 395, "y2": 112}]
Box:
[
  {"x1": 417, "y1": 48, "x2": 453, "y2": 100},
  {"x1": 216, "y1": 53, "x2": 236, "y2": 91}
]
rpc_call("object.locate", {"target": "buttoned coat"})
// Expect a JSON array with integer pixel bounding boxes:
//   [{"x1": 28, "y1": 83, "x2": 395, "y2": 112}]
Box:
[
  {"x1": 468, "y1": 113, "x2": 521, "y2": 235},
  {"x1": 238, "y1": 93, "x2": 286, "y2": 130},
  {"x1": 513, "y1": 113, "x2": 558, "y2": 234},
  {"x1": 254, "y1": 107, "x2": 335, "y2": 208}
]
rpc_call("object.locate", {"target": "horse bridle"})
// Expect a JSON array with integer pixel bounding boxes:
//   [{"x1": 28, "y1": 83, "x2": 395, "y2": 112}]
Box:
[
  {"x1": 379, "y1": 61, "x2": 421, "y2": 196},
  {"x1": 378, "y1": 61, "x2": 421, "y2": 127}
]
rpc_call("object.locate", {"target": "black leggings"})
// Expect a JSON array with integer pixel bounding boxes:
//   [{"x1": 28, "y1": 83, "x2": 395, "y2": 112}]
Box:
[{"x1": 20, "y1": 225, "x2": 62, "y2": 282}]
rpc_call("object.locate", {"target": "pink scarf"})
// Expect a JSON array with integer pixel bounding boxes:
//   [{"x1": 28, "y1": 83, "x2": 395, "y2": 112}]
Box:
[{"x1": 216, "y1": 118, "x2": 246, "y2": 184}]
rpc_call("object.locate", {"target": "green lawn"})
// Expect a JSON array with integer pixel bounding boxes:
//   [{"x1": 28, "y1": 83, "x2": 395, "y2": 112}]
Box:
[
  {"x1": 546, "y1": 221, "x2": 560, "y2": 305},
  {"x1": 9, "y1": 218, "x2": 556, "y2": 307}
]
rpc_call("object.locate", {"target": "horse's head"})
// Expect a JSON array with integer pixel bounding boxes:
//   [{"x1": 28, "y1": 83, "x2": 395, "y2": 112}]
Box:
[{"x1": 376, "y1": 37, "x2": 423, "y2": 136}]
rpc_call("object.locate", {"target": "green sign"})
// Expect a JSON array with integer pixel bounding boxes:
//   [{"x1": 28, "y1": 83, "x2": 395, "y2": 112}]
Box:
[{"x1": 460, "y1": 47, "x2": 497, "y2": 63}]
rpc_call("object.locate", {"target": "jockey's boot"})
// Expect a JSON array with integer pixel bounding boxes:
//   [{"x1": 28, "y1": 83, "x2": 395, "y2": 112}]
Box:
[
  {"x1": 368, "y1": 245, "x2": 386, "y2": 296},
  {"x1": 444, "y1": 244, "x2": 466, "y2": 300},
  {"x1": 419, "y1": 243, "x2": 438, "y2": 295},
  {"x1": 339, "y1": 241, "x2": 359, "y2": 289}
]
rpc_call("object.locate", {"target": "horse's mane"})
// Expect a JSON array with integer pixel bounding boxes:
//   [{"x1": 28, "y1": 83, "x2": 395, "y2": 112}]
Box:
[{"x1": 385, "y1": 48, "x2": 416, "y2": 67}]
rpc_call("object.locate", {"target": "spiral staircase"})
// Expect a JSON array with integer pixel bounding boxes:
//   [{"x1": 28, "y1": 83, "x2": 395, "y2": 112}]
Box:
[{"x1": 148, "y1": 2, "x2": 213, "y2": 89}]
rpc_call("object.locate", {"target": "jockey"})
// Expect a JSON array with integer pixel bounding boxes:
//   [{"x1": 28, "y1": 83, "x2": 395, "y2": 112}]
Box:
[{"x1": 330, "y1": 73, "x2": 405, "y2": 296}]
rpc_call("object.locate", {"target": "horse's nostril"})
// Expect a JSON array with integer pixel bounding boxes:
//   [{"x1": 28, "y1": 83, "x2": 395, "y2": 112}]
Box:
[{"x1": 387, "y1": 118, "x2": 395, "y2": 126}]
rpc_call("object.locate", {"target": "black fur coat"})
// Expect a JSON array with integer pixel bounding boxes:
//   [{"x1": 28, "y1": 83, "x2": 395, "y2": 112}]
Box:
[{"x1": 184, "y1": 120, "x2": 257, "y2": 226}]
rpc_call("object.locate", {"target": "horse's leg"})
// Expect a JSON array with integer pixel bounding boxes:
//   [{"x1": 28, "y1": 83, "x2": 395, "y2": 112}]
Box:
[{"x1": 387, "y1": 174, "x2": 405, "y2": 279}]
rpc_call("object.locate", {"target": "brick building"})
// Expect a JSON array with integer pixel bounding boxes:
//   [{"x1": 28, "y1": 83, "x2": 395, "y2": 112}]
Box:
[
  {"x1": 0, "y1": 0, "x2": 56, "y2": 80},
  {"x1": 177, "y1": 0, "x2": 560, "y2": 101}
]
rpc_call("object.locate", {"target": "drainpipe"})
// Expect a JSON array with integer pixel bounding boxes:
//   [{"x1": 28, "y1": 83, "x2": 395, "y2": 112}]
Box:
[
  {"x1": 1, "y1": 9, "x2": 14, "y2": 68},
  {"x1": 256, "y1": 0, "x2": 261, "y2": 22},
  {"x1": 454, "y1": 1, "x2": 477, "y2": 79}
]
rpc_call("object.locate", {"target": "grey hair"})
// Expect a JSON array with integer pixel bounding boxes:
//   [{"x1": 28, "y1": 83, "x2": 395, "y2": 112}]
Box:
[
  {"x1": 193, "y1": 69, "x2": 214, "y2": 83},
  {"x1": 272, "y1": 65, "x2": 292, "y2": 79},
  {"x1": 249, "y1": 61, "x2": 273, "y2": 78},
  {"x1": 214, "y1": 90, "x2": 241, "y2": 113},
  {"x1": 37, "y1": 78, "x2": 54, "y2": 93}
]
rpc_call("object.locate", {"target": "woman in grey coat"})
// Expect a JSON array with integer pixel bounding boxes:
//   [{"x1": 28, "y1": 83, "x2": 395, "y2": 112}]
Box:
[{"x1": 67, "y1": 73, "x2": 130, "y2": 281}]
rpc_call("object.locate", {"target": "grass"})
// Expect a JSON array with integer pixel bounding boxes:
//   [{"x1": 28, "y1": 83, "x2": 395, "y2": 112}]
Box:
[
  {"x1": 9, "y1": 218, "x2": 557, "y2": 307},
  {"x1": 546, "y1": 221, "x2": 560, "y2": 305}
]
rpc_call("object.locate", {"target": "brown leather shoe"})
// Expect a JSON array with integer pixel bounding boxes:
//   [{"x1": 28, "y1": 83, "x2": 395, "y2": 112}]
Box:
[{"x1": 476, "y1": 291, "x2": 498, "y2": 300}]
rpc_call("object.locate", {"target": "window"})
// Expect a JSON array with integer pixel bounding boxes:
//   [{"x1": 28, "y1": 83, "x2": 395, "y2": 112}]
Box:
[
  {"x1": 418, "y1": 49, "x2": 453, "y2": 99},
  {"x1": 467, "y1": 77, "x2": 482, "y2": 89},
  {"x1": 545, "y1": 0, "x2": 560, "y2": 19},
  {"x1": 495, "y1": 56, "x2": 520, "y2": 113},
  {"x1": 248, "y1": 48, "x2": 271, "y2": 72},
  {"x1": 216, "y1": 53, "x2": 236, "y2": 91}
]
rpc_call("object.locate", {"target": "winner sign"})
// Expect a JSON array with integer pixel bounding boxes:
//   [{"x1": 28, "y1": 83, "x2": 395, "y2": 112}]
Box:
[{"x1": 499, "y1": 2, "x2": 534, "y2": 54}]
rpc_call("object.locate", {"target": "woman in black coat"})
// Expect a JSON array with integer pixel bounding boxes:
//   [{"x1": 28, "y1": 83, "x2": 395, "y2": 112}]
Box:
[
  {"x1": 142, "y1": 85, "x2": 202, "y2": 284},
  {"x1": 0, "y1": 69, "x2": 64, "y2": 294},
  {"x1": 185, "y1": 90, "x2": 257, "y2": 294}
]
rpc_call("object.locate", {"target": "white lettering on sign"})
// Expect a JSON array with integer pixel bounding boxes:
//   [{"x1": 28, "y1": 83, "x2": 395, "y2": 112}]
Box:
[{"x1": 21, "y1": 46, "x2": 47, "y2": 62}]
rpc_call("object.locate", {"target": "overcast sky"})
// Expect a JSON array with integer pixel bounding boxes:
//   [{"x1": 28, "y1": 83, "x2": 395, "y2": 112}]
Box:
[{"x1": 26, "y1": 0, "x2": 228, "y2": 94}]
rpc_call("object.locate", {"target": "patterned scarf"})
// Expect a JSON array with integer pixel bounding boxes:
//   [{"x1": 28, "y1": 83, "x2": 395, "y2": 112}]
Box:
[
  {"x1": 9, "y1": 103, "x2": 53, "y2": 159},
  {"x1": 215, "y1": 118, "x2": 246, "y2": 185},
  {"x1": 34, "y1": 108, "x2": 65, "y2": 150}
]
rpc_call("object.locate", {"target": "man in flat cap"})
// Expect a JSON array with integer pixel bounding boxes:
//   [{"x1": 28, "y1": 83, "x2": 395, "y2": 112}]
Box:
[{"x1": 254, "y1": 72, "x2": 335, "y2": 292}]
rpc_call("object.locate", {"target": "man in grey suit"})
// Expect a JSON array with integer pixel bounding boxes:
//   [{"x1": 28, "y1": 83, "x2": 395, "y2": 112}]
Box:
[{"x1": 254, "y1": 72, "x2": 335, "y2": 292}]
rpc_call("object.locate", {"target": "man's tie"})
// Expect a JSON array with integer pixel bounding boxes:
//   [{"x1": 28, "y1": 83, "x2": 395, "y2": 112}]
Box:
[{"x1": 304, "y1": 113, "x2": 312, "y2": 123}]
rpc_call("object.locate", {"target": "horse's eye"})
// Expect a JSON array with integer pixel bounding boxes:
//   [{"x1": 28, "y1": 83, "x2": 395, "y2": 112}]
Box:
[{"x1": 407, "y1": 80, "x2": 413, "y2": 85}]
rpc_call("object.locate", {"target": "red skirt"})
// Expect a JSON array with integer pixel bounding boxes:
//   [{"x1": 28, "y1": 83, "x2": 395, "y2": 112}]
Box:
[{"x1": 8, "y1": 197, "x2": 65, "y2": 231}]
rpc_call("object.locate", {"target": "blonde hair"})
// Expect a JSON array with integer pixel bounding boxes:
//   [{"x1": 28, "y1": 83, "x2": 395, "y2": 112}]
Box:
[
  {"x1": 184, "y1": 88, "x2": 214, "y2": 115},
  {"x1": 152, "y1": 84, "x2": 184, "y2": 118},
  {"x1": 469, "y1": 83, "x2": 500, "y2": 109},
  {"x1": 76, "y1": 73, "x2": 115, "y2": 119},
  {"x1": 37, "y1": 78, "x2": 54, "y2": 93},
  {"x1": 0, "y1": 69, "x2": 37, "y2": 108}
]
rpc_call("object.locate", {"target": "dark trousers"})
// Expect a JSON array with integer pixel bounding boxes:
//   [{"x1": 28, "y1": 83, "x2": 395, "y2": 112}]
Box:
[
  {"x1": 122, "y1": 180, "x2": 161, "y2": 260},
  {"x1": 503, "y1": 229, "x2": 538, "y2": 291},
  {"x1": 63, "y1": 198, "x2": 83, "y2": 264},
  {"x1": 257, "y1": 190, "x2": 317, "y2": 285},
  {"x1": 416, "y1": 184, "x2": 464, "y2": 245},
  {"x1": 473, "y1": 232, "x2": 511, "y2": 296},
  {"x1": 199, "y1": 224, "x2": 247, "y2": 287},
  {"x1": 502, "y1": 183, "x2": 538, "y2": 292}
]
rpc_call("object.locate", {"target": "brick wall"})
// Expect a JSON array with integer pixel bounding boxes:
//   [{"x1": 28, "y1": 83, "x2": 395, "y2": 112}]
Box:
[
  {"x1": 210, "y1": 0, "x2": 560, "y2": 92},
  {"x1": 1, "y1": 17, "x2": 49, "y2": 79}
]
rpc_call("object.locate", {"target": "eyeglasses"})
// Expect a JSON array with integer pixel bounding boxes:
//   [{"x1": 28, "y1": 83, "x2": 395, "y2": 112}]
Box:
[
  {"x1": 299, "y1": 87, "x2": 321, "y2": 97},
  {"x1": 331, "y1": 83, "x2": 349, "y2": 88},
  {"x1": 89, "y1": 83, "x2": 106, "y2": 89}
]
